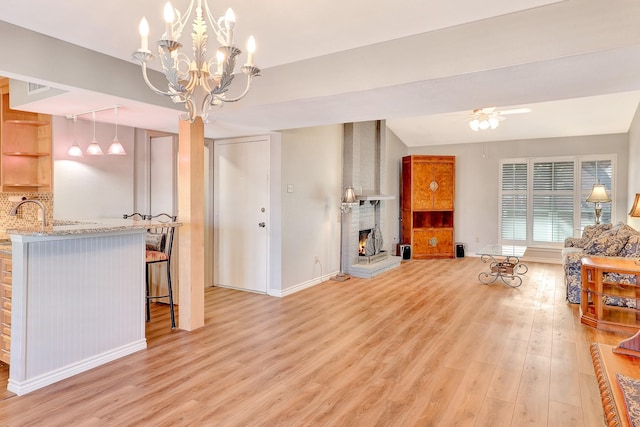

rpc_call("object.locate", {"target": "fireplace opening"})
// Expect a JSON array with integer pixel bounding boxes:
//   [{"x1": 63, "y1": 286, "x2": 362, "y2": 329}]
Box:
[
  {"x1": 359, "y1": 229, "x2": 372, "y2": 255},
  {"x1": 357, "y1": 226, "x2": 388, "y2": 265}
]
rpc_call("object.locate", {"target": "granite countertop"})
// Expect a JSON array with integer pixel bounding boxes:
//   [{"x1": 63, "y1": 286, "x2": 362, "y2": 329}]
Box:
[{"x1": 6, "y1": 218, "x2": 182, "y2": 238}]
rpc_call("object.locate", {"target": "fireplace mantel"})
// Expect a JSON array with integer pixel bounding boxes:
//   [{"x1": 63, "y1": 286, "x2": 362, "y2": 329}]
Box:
[
  {"x1": 356, "y1": 195, "x2": 395, "y2": 201},
  {"x1": 356, "y1": 194, "x2": 395, "y2": 205}
]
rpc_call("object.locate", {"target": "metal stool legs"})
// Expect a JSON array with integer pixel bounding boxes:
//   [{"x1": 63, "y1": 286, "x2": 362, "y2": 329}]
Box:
[{"x1": 145, "y1": 262, "x2": 176, "y2": 329}]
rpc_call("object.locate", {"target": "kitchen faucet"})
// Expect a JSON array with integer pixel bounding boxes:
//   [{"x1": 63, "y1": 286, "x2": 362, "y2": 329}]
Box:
[{"x1": 9, "y1": 199, "x2": 48, "y2": 228}]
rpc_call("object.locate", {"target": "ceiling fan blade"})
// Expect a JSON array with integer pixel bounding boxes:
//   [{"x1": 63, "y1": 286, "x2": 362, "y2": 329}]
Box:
[
  {"x1": 498, "y1": 108, "x2": 532, "y2": 115},
  {"x1": 480, "y1": 107, "x2": 496, "y2": 114}
]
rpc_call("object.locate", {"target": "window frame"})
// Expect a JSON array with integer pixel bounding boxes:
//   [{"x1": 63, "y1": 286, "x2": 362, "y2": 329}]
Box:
[{"x1": 498, "y1": 154, "x2": 616, "y2": 248}]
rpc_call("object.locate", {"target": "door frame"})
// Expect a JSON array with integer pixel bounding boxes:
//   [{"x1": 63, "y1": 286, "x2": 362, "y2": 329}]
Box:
[{"x1": 213, "y1": 135, "x2": 271, "y2": 294}]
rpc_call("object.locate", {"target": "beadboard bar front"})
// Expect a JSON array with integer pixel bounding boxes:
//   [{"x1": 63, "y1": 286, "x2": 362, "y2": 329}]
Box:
[{"x1": 7, "y1": 229, "x2": 147, "y2": 395}]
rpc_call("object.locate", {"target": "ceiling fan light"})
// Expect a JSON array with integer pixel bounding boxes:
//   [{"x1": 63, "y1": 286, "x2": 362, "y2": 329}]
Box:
[
  {"x1": 479, "y1": 120, "x2": 490, "y2": 130},
  {"x1": 469, "y1": 119, "x2": 480, "y2": 131},
  {"x1": 489, "y1": 117, "x2": 500, "y2": 129}
]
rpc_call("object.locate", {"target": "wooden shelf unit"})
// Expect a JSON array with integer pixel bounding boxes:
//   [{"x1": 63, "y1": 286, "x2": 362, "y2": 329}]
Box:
[
  {"x1": 402, "y1": 155, "x2": 455, "y2": 259},
  {"x1": 580, "y1": 256, "x2": 640, "y2": 334},
  {"x1": 0, "y1": 81, "x2": 52, "y2": 193}
]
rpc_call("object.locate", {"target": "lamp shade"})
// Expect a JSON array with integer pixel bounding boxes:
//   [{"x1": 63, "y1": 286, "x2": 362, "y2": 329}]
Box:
[
  {"x1": 342, "y1": 187, "x2": 357, "y2": 203},
  {"x1": 67, "y1": 141, "x2": 83, "y2": 157},
  {"x1": 85, "y1": 140, "x2": 104, "y2": 155},
  {"x1": 629, "y1": 194, "x2": 640, "y2": 217},
  {"x1": 586, "y1": 184, "x2": 611, "y2": 203},
  {"x1": 107, "y1": 137, "x2": 126, "y2": 155}
]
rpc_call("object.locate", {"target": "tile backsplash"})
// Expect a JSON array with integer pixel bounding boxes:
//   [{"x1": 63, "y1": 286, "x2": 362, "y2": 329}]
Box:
[{"x1": 0, "y1": 192, "x2": 54, "y2": 239}]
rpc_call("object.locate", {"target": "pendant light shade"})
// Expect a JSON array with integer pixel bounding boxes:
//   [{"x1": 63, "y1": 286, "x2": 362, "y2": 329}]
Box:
[
  {"x1": 68, "y1": 143, "x2": 84, "y2": 157},
  {"x1": 85, "y1": 111, "x2": 104, "y2": 156},
  {"x1": 67, "y1": 116, "x2": 84, "y2": 157},
  {"x1": 107, "y1": 137, "x2": 126, "y2": 155},
  {"x1": 107, "y1": 107, "x2": 126, "y2": 155}
]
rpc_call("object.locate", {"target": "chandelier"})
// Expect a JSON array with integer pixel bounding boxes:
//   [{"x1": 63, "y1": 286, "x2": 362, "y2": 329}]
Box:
[
  {"x1": 132, "y1": 1, "x2": 260, "y2": 123},
  {"x1": 469, "y1": 108, "x2": 501, "y2": 131}
]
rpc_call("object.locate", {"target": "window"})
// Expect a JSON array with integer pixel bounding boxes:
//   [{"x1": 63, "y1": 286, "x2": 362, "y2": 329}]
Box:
[
  {"x1": 580, "y1": 159, "x2": 612, "y2": 228},
  {"x1": 499, "y1": 155, "x2": 615, "y2": 247},
  {"x1": 532, "y1": 160, "x2": 574, "y2": 243},
  {"x1": 501, "y1": 162, "x2": 527, "y2": 241}
]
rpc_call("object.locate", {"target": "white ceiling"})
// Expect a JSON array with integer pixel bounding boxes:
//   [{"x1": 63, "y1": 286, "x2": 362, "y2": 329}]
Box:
[{"x1": 1, "y1": 0, "x2": 640, "y2": 147}]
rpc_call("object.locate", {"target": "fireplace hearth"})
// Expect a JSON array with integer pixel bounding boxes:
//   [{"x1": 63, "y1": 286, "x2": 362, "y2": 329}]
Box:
[{"x1": 358, "y1": 250, "x2": 389, "y2": 265}]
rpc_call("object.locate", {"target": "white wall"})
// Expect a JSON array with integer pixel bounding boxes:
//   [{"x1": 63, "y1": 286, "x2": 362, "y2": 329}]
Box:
[
  {"x1": 52, "y1": 115, "x2": 135, "y2": 219},
  {"x1": 409, "y1": 134, "x2": 629, "y2": 254},
  {"x1": 280, "y1": 125, "x2": 342, "y2": 291},
  {"x1": 628, "y1": 104, "x2": 640, "y2": 230},
  {"x1": 383, "y1": 128, "x2": 409, "y2": 253}
]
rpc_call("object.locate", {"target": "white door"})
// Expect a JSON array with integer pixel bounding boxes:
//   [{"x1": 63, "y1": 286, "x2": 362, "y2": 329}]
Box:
[
  {"x1": 149, "y1": 135, "x2": 176, "y2": 215},
  {"x1": 214, "y1": 137, "x2": 269, "y2": 293}
]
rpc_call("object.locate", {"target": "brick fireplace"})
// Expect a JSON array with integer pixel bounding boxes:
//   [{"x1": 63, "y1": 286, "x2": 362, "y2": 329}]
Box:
[{"x1": 341, "y1": 121, "x2": 401, "y2": 278}]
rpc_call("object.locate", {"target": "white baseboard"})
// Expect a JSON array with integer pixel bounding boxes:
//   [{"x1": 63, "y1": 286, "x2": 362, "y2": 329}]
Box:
[
  {"x1": 268, "y1": 271, "x2": 337, "y2": 297},
  {"x1": 8, "y1": 340, "x2": 147, "y2": 396},
  {"x1": 520, "y1": 256, "x2": 562, "y2": 265}
]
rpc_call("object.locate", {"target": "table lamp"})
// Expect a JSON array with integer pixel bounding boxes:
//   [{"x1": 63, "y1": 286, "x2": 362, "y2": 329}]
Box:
[
  {"x1": 586, "y1": 184, "x2": 611, "y2": 224},
  {"x1": 629, "y1": 193, "x2": 640, "y2": 218},
  {"x1": 630, "y1": 194, "x2": 640, "y2": 265}
]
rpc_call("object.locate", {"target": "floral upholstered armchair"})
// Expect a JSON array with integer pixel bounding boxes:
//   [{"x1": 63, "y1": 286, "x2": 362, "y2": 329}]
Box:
[{"x1": 563, "y1": 222, "x2": 640, "y2": 304}]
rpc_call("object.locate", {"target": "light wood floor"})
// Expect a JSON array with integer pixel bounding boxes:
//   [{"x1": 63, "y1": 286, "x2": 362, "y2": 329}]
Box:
[{"x1": 0, "y1": 258, "x2": 627, "y2": 426}]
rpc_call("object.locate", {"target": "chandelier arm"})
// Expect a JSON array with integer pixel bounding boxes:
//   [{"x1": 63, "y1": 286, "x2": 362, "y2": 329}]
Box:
[
  {"x1": 208, "y1": 46, "x2": 241, "y2": 96},
  {"x1": 200, "y1": 93, "x2": 220, "y2": 123},
  {"x1": 212, "y1": 74, "x2": 257, "y2": 103},
  {"x1": 171, "y1": 1, "x2": 195, "y2": 40},
  {"x1": 158, "y1": 45, "x2": 188, "y2": 95},
  {"x1": 203, "y1": 1, "x2": 227, "y2": 46},
  {"x1": 138, "y1": 62, "x2": 178, "y2": 98},
  {"x1": 184, "y1": 95, "x2": 197, "y2": 123}
]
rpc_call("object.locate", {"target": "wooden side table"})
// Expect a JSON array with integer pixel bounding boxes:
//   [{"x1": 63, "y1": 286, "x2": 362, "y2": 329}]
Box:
[{"x1": 580, "y1": 256, "x2": 640, "y2": 335}]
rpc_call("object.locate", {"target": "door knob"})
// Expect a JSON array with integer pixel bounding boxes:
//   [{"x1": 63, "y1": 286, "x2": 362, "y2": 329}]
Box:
[{"x1": 258, "y1": 222, "x2": 266, "y2": 228}]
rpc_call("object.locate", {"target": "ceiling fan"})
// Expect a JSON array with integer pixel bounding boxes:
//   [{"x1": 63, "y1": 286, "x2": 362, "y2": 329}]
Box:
[{"x1": 469, "y1": 107, "x2": 532, "y2": 131}]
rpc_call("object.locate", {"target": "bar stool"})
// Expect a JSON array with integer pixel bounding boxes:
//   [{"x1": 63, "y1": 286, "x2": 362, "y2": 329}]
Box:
[
  {"x1": 145, "y1": 213, "x2": 177, "y2": 328},
  {"x1": 124, "y1": 212, "x2": 177, "y2": 328}
]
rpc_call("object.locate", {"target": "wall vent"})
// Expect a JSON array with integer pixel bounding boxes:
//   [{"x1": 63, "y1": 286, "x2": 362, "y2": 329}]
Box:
[{"x1": 27, "y1": 82, "x2": 50, "y2": 95}]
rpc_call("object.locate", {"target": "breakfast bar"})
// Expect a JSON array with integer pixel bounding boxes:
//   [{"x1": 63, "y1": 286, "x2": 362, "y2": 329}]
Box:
[{"x1": 5, "y1": 218, "x2": 180, "y2": 395}]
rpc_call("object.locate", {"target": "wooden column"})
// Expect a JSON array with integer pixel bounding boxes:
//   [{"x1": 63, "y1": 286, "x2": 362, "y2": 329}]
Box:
[{"x1": 177, "y1": 118, "x2": 205, "y2": 330}]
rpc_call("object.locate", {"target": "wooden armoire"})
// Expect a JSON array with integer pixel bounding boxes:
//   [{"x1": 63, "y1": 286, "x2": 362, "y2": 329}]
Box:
[{"x1": 401, "y1": 155, "x2": 455, "y2": 259}]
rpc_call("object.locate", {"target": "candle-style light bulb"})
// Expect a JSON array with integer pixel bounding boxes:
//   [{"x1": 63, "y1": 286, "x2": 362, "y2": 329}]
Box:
[
  {"x1": 139, "y1": 17, "x2": 149, "y2": 51},
  {"x1": 164, "y1": 2, "x2": 174, "y2": 40},
  {"x1": 216, "y1": 50, "x2": 225, "y2": 74},
  {"x1": 224, "y1": 8, "x2": 235, "y2": 45},
  {"x1": 246, "y1": 36, "x2": 256, "y2": 66}
]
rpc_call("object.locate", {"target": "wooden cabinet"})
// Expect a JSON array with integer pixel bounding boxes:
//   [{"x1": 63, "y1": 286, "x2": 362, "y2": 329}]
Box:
[
  {"x1": 402, "y1": 155, "x2": 455, "y2": 259},
  {"x1": 0, "y1": 254, "x2": 11, "y2": 365},
  {"x1": 0, "y1": 80, "x2": 52, "y2": 193}
]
